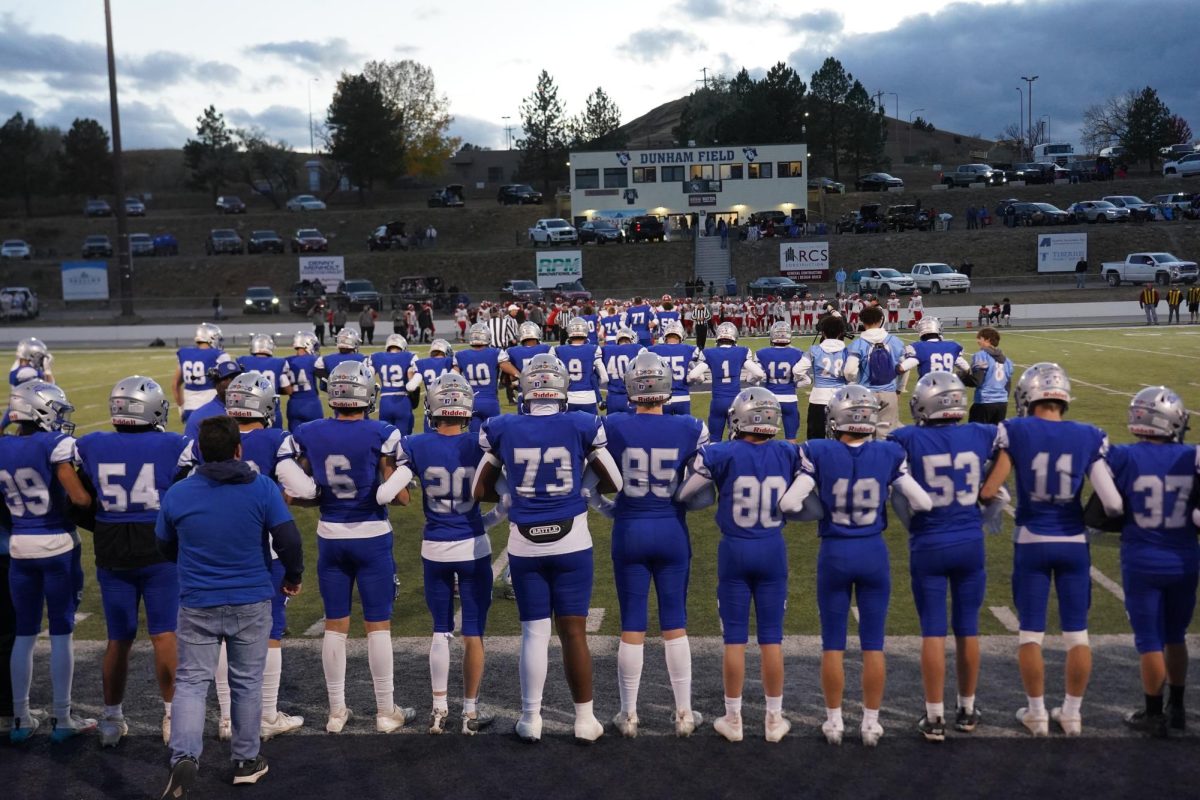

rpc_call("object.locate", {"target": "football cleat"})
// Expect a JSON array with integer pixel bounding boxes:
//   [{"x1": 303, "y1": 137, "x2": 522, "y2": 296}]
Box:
[
  {"x1": 821, "y1": 718, "x2": 844, "y2": 745},
  {"x1": 674, "y1": 709, "x2": 702, "y2": 738},
  {"x1": 1015, "y1": 706, "x2": 1049, "y2": 736},
  {"x1": 764, "y1": 710, "x2": 791, "y2": 743},
  {"x1": 917, "y1": 715, "x2": 945, "y2": 742},
  {"x1": 376, "y1": 706, "x2": 417, "y2": 734},
  {"x1": 461, "y1": 708, "x2": 495, "y2": 736},
  {"x1": 50, "y1": 713, "x2": 98, "y2": 743},
  {"x1": 612, "y1": 710, "x2": 639, "y2": 738},
  {"x1": 260, "y1": 711, "x2": 304, "y2": 740},
  {"x1": 714, "y1": 713, "x2": 743, "y2": 742},
  {"x1": 860, "y1": 720, "x2": 884, "y2": 747},
  {"x1": 1124, "y1": 709, "x2": 1169, "y2": 738},
  {"x1": 218, "y1": 717, "x2": 232, "y2": 741},
  {"x1": 325, "y1": 707, "x2": 353, "y2": 734},
  {"x1": 99, "y1": 715, "x2": 129, "y2": 747},
  {"x1": 1165, "y1": 702, "x2": 1186, "y2": 731},
  {"x1": 954, "y1": 706, "x2": 981, "y2": 733},
  {"x1": 515, "y1": 715, "x2": 543, "y2": 743},
  {"x1": 1051, "y1": 706, "x2": 1081, "y2": 736},
  {"x1": 574, "y1": 714, "x2": 604, "y2": 744},
  {"x1": 428, "y1": 707, "x2": 449, "y2": 735}
]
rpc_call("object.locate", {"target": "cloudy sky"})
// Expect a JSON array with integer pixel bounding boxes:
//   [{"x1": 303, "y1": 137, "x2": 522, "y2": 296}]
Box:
[{"x1": 1, "y1": 0, "x2": 1196, "y2": 151}]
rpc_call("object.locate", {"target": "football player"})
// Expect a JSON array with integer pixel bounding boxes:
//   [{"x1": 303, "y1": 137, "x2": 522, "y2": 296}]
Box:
[
  {"x1": 473, "y1": 354, "x2": 622, "y2": 743},
  {"x1": 3, "y1": 338, "x2": 55, "y2": 432},
  {"x1": 688, "y1": 322, "x2": 765, "y2": 441},
  {"x1": 621, "y1": 296, "x2": 658, "y2": 347},
  {"x1": 406, "y1": 339, "x2": 455, "y2": 410},
  {"x1": 797, "y1": 314, "x2": 849, "y2": 441},
  {"x1": 889, "y1": 373, "x2": 1004, "y2": 741},
  {"x1": 313, "y1": 328, "x2": 366, "y2": 388},
  {"x1": 1, "y1": 382, "x2": 96, "y2": 743},
  {"x1": 454, "y1": 323, "x2": 520, "y2": 431},
  {"x1": 897, "y1": 318, "x2": 970, "y2": 380},
  {"x1": 74, "y1": 377, "x2": 189, "y2": 747},
  {"x1": 369, "y1": 335, "x2": 417, "y2": 435},
  {"x1": 657, "y1": 295, "x2": 680, "y2": 332},
  {"x1": 236, "y1": 335, "x2": 294, "y2": 429},
  {"x1": 791, "y1": 385, "x2": 933, "y2": 747},
  {"x1": 967, "y1": 327, "x2": 1013, "y2": 424},
  {"x1": 172, "y1": 323, "x2": 232, "y2": 423},
  {"x1": 593, "y1": 353, "x2": 707, "y2": 737},
  {"x1": 597, "y1": 301, "x2": 624, "y2": 344},
  {"x1": 551, "y1": 318, "x2": 609, "y2": 414},
  {"x1": 980, "y1": 363, "x2": 1122, "y2": 736},
  {"x1": 648, "y1": 320, "x2": 698, "y2": 416},
  {"x1": 908, "y1": 291, "x2": 925, "y2": 325},
  {"x1": 182, "y1": 362, "x2": 243, "y2": 442},
  {"x1": 757, "y1": 322, "x2": 806, "y2": 440},
  {"x1": 293, "y1": 361, "x2": 415, "y2": 735},
  {"x1": 885, "y1": 292, "x2": 901, "y2": 331},
  {"x1": 600, "y1": 327, "x2": 644, "y2": 415}
]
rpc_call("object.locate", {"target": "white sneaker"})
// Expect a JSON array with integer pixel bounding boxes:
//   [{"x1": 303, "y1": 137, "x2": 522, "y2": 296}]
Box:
[
  {"x1": 822, "y1": 718, "x2": 844, "y2": 745},
  {"x1": 861, "y1": 720, "x2": 884, "y2": 747},
  {"x1": 1015, "y1": 706, "x2": 1049, "y2": 737},
  {"x1": 376, "y1": 706, "x2": 416, "y2": 734},
  {"x1": 611, "y1": 710, "x2": 639, "y2": 738},
  {"x1": 714, "y1": 713, "x2": 743, "y2": 742},
  {"x1": 260, "y1": 711, "x2": 304, "y2": 740},
  {"x1": 764, "y1": 710, "x2": 791, "y2": 743},
  {"x1": 98, "y1": 715, "x2": 128, "y2": 748},
  {"x1": 515, "y1": 715, "x2": 543, "y2": 742},
  {"x1": 217, "y1": 717, "x2": 232, "y2": 741},
  {"x1": 1051, "y1": 706, "x2": 1082, "y2": 736},
  {"x1": 325, "y1": 707, "x2": 353, "y2": 734},
  {"x1": 50, "y1": 713, "x2": 98, "y2": 743},
  {"x1": 161, "y1": 712, "x2": 171, "y2": 746},
  {"x1": 674, "y1": 709, "x2": 702, "y2": 738},
  {"x1": 574, "y1": 714, "x2": 604, "y2": 743},
  {"x1": 428, "y1": 707, "x2": 449, "y2": 735}
]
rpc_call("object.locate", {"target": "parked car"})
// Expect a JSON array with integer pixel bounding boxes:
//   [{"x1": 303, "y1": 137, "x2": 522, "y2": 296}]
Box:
[
  {"x1": 578, "y1": 220, "x2": 625, "y2": 245},
  {"x1": 498, "y1": 184, "x2": 543, "y2": 205},
  {"x1": 335, "y1": 279, "x2": 382, "y2": 311},
  {"x1": 368, "y1": 221, "x2": 408, "y2": 251},
  {"x1": 551, "y1": 280, "x2": 592, "y2": 303},
  {"x1": 1065, "y1": 161, "x2": 1098, "y2": 183},
  {"x1": 243, "y1": 286, "x2": 281, "y2": 314},
  {"x1": 153, "y1": 233, "x2": 179, "y2": 256},
  {"x1": 1, "y1": 239, "x2": 32, "y2": 260},
  {"x1": 836, "y1": 203, "x2": 884, "y2": 234},
  {"x1": 500, "y1": 279, "x2": 544, "y2": 304},
  {"x1": 1010, "y1": 162, "x2": 1067, "y2": 184},
  {"x1": 215, "y1": 195, "x2": 246, "y2": 214},
  {"x1": 1067, "y1": 200, "x2": 1130, "y2": 223},
  {"x1": 884, "y1": 204, "x2": 930, "y2": 231},
  {"x1": 1, "y1": 287, "x2": 39, "y2": 319},
  {"x1": 428, "y1": 184, "x2": 465, "y2": 208},
  {"x1": 746, "y1": 276, "x2": 808, "y2": 299},
  {"x1": 205, "y1": 229, "x2": 244, "y2": 255},
  {"x1": 856, "y1": 268, "x2": 916, "y2": 294},
  {"x1": 291, "y1": 228, "x2": 328, "y2": 253},
  {"x1": 943, "y1": 164, "x2": 1006, "y2": 187},
  {"x1": 910, "y1": 262, "x2": 971, "y2": 293},
  {"x1": 82, "y1": 234, "x2": 113, "y2": 258},
  {"x1": 528, "y1": 218, "x2": 578, "y2": 246},
  {"x1": 1162, "y1": 152, "x2": 1200, "y2": 177},
  {"x1": 1010, "y1": 202, "x2": 1071, "y2": 225},
  {"x1": 286, "y1": 194, "x2": 327, "y2": 211},
  {"x1": 1160, "y1": 144, "x2": 1198, "y2": 159},
  {"x1": 626, "y1": 215, "x2": 665, "y2": 243},
  {"x1": 247, "y1": 230, "x2": 285, "y2": 254},
  {"x1": 855, "y1": 172, "x2": 904, "y2": 191},
  {"x1": 85, "y1": 199, "x2": 112, "y2": 217},
  {"x1": 129, "y1": 233, "x2": 154, "y2": 257},
  {"x1": 1150, "y1": 193, "x2": 1195, "y2": 213},
  {"x1": 808, "y1": 177, "x2": 845, "y2": 193},
  {"x1": 1102, "y1": 195, "x2": 1157, "y2": 221},
  {"x1": 289, "y1": 280, "x2": 327, "y2": 314},
  {"x1": 124, "y1": 197, "x2": 146, "y2": 216},
  {"x1": 1101, "y1": 252, "x2": 1199, "y2": 286}
]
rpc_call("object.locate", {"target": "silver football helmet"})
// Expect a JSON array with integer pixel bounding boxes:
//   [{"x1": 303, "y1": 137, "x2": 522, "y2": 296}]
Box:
[
  {"x1": 826, "y1": 384, "x2": 882, "y2": 436},
  {"x1": 616, "y1": 326, "x2": 637, "y2": 344},
  {"x1": 909, "y1": 371, "x2": 968, "y2": 425},
  {"x1": 9, "y1": 381, "x2": 74, "y2": 434},
  {"x1": 715, "y1": 322, "x2": 739, "y2": 343},
  {"x1": 566, "y1": 317, "x2": 590, "y2": 340},
  {"x1": 468, "y1": 322, "x2": 492, "y2": 347},
  {"x1": 661, "y1": 320, "x2": 685, "y2": 342},
  {"x1": 425, "y1": 372, "x2": 475, "y2": 421},
  {"x1": 194, "y1": 322, "x2": 223, "y2": 347},
  {"x1": 327, "y1": 360, "x2": 378, "y2": 412},
  {"x1": 292, "y1": 331, "x2": 319, "y2": 354},
  {"x1": 1128, "y1": 385, "x2": 1189, "y2": 442},
  {"x1": 624, "y1": 352, "x2": 673, "y2": 404},
  {"x1": 385, "y1": 333, "x2": 408, "y2": 351},
  {"x1": 249, "y1": 333, "x2": 275, "y2": 356},
  {"x1": 914, "y1": 316, "x2": 943, "y2": 338},
  {"x1": 225, "y1": 370, "x2": 278, "y2": 422},
  {"x1": 335, "y1": 328, "x2": 361, "y2": 351},
  {"x1": 768, "y1": 322, "x2": 791, "y2": 346},
  {"x1": 110, "y1": 375, "x2": 169, "y2": 428},
  {"x1": 518, "y1": 322, "x2": 542, "y2": 343},
  {"x1": 429, "y1": 338, "x2": 452, "y2": 357},
  {"x1": 520, "y1": 354, "x2": 568, "y2": 404},
  {"x1": 15, "y1": 337, "x2": 49, "y2": 368},
  {"x1": 1014, "y1": 362, "x2": 1071, "y2": 416},
  {"x1": 728, "y1": 387, "x2": 781, "y2": 437}
]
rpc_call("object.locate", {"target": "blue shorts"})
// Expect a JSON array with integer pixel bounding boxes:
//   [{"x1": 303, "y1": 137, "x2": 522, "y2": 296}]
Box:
[
  {"x1": 567, "y1": 402, "x2": 599, "y2": 415},
  {"x1": 10, "y1": 551, "x2": 78, "y2": 636},
  {"x1": 98, "y1": 562, "x2": 180, "y2": 640},
  {"x1": 269, "y1": 559, "x2": 289, "y2": 640},
  {"x1": 612, "y1": 518, "x2": 691, "y2": 632},
  {"x1": 909, "y1": 539, "x2": 986, "y2": 638},
  {"x1": 778, "y1": 402, "x2": 800, "y2": 440},
  {"x1": 709, "y1": 397, "x2": 734, "y2": 442},
  {"x1": 1012, "y1": 541, "x2": 1091, "y2": 633},
  {"x1": 469, "y1": 397, "x2": 502, "y2": 434},
  {"x1": 1122, "y1": 565, "x2": 1198, "y2": 654},
  {"x1": 317, "y1": 533, "x2": 396, "y2": 623},
  {"x1": 665, "y1": 399, "x2": 692, "y2": 417},
  {"x1": 180, "y1": 409, "x2": 192, "y2": 423},
  {"x1": 717, "y1": 535, "x2": 788, "y2": 645},
  {"x1": 606, "y1": 393, "x2": 630, "y2": 415},
  {"x1": 71, "y1": 544, "x2": 83, "y2": 614},
  {"x1": 423, "y1": 555, "x2": 493, "y2": 637},
  {"x1": 379, "y1": 394, "x2": 415, "y2": 436},
  {"x1": 509, "y1": 548, "x2": 593, "y2": 621},
  {"x1": 286, "y1": 396, "x2": 324, "y2": 431},
  {"x1": 818, "y1": 536, "x2": 891, "y2": 651}
]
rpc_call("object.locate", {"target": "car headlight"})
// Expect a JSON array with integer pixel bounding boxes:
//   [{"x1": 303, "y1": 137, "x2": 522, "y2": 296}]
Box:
[
  {"x1": 272, "y1": 298, "x2": 279, "y2": 304},
  {"x1": 245, "y1": 299, "x2": 253, "y2": 305}
]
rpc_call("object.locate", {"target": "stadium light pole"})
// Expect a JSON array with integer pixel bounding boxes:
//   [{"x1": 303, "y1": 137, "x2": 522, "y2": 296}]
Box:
[
  {"x1": 307, "y1": 77, "x2": 319, "y2": 153},
  {"x1": 1021, "y1": 75, "x2": 1038, "y2": 155},
  {"x1": 1016, "y1": 86, "x2": 1023, "y2": 158},
  {"x1": 104, "y1": 0, "x2": 134, "y2": 318},
  {"x1": 502, "y1": 115, "x2": 511, "y2": 150}
]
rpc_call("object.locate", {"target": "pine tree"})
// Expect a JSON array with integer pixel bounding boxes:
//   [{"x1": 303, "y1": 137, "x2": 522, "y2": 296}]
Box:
[{"x1": 518, "y1": 70, "x2": 568, "y2": 193}]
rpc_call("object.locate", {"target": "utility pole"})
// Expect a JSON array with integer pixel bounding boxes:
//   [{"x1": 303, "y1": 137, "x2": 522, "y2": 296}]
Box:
[
  {"x1": 698, "y1": 67, "x2": 709, "y2": 90},
  {"x1": 104, "y1": 0, "x2": 134, "y2": 318},
  {"x1": 1016, "y1": 86, "x2": 1023, "y2": 158},
  {"x1": 502, "y1": 115, "x2": 512, "y2": 150},
  {"x1": 1021, "y1": 75, "x2": 1038, "y2": 156}
]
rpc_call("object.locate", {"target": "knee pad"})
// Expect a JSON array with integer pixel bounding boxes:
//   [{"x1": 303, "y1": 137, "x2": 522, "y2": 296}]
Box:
[
  {"x1": 1018, "y1": 629, "x2": 1045, "y2": 646},
  {"x1": 522, "y1": 617, "x2": 552, "y2": 640},
  {"x1": 1062, "y1": 629, "x2": 1089, "y2": 649}
]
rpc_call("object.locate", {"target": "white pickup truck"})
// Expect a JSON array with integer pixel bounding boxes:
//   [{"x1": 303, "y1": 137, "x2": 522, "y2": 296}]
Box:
[
  {"x1": 528, "y1": 218, "x2": 579, "y2": 247},
  {"x1": 909, "y1": 262, "x2": 971, "y2": 293},
  {"x1": 1101, "y1": 252, "x2": 1199, "y2": 287}
]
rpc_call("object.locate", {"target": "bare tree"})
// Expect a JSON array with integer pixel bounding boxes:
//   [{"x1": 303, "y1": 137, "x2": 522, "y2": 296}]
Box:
[{"x1": 1080, "y1": 90, "x2": 1134, "y2": 155}]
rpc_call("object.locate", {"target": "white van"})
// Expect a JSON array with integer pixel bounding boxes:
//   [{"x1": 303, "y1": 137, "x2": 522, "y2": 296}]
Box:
[{"x1": 1031, "y1": 142, "x2": 1076, "y2": 166}]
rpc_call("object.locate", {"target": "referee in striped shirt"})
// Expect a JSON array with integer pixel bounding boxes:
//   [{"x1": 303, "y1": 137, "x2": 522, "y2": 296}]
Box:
[
  {"x1": 488, "y1": 305, "x2": 520, "y2": 348},
  {"x1": 692, "y1": 299, "x2": 711, "y2": 349}
]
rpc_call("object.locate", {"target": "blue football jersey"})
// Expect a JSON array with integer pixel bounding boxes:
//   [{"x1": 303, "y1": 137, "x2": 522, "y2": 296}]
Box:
[
  {"x1": 1107, "y1": 442, "x2": 1200, "y2": 554},
  {"x1": 75, "y1": 430, "x2": 189, "y2": 524},
  {"x1": 9, "y1": 365, "x2": 43, "y2": 386},
  {"x1": 623, "y1": 304, "x2": 656, "y2": 338},
  {"x1": 799, "y1": 439, "x2": 908, "y2": 539},
  {"x1": 649, "y1": 343, "x2": 698, "y2": 395},
  {"x1": 293, "y1": 418, "x2": 399, "y2": 524},
  {"x1": 316, "y1": 352, "x2": 366, "y2": 382},
  {"x1": 697, "y1": 439, "x2": 801, "y2": 539},
  {"x1": 554, "y1": 343, "x2": 603, "y2": 392},
  {"x1": 176, "y1": 346, "x2": 226, "y2": 393},
  {"x1": 237, "y1": 354, "x2": 292, "y2": 428},
  {"x1": 453, "y1": 348, "x2": 504, "y2": 402},
  {"x1": 972, "y1": 350, "x2": 1013, "y2": 404},
  {"x1": 239, "y1": 427, "x2": 299, "y2": 481},
  {"x1": 888, "y1": 423, "x2": 997, "y2": 549},
  {"x1": 598, "y1": 315, "x2": 624, "y2": 343},
  {"x1": 757, "y1": 346, "x2": 804, "y2": 399},
  {"x1": 657, "y1": 308, "x2": 681, "y2": 328},
  {"x1": 397, "y1": 431, "x2": 486, "y2": 542},
  {"x1": 908, "y1": 340, "x2": 963, "y2": 377},
  {"x1": 370, "y1": 351, "x2": 416, "y2": 397},
  {"x1": 286, "y1": 354, "x2": 320, "y2": 398},
  {"x1": 701, "y1": 346, "x2": 750, "y2": 400},
  {"x1": 480, "y1": 411, "x2": 604, "y2": 524},
  {"x1": 602, "y1": 343, "x2": 644, "y2": 400},
  {"x1": 806, "y1": 343, "x2": 849, "y2": 391},
  {"x1": 182, "y1": 398, "x2": 226, "y2": 442},
  {"x1": 998, "y1": 416, "x2": 1107, "y2": 536},
  {"x1": 415, "y1": 355, "x2": 453, "y2": 386},
  {"x1": 605, "y1": 413, "x2": 706, "y2": 520},
  {"x1": 577, "y1": 313, "x2": 599, "y2": 344},
  {"x1": 508, "y1": 343, "x2": 552, "y2": 375},
  {"x1": 0, "y1": 431, "x2": 76, "y2": 535}
]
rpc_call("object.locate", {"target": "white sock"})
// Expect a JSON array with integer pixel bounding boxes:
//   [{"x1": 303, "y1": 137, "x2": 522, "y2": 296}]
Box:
[
  {"x1": 724, "y1": 696, "x2": 742, "y2": 718},
  {"x1": 366, "y1": 630, "x2": 395, "y2": 714},
  {"x1": 322, "y1": 631, "x2": 348, "y2": 712},
  {"x1": 519, "y1": 619, "x2": 551, "y2": 721},
  {"x1": 215, "y1": 642, "x2": 231, "y2": 719},
  {"x1": 10, "y1": 635, "x2": 34, "y2": 721},
  {"x1": 616, "y1": 641, "x2": 643, "y2": 714},
  {"x1": 957, "y1": 694, "x2": 975, "y2": 714},
  {"x1": 463, "y1": 697, "x2": 477, "y2": 715},
  {"x1": 163, "y1": 701, "x2": 172, "y2": 717},
  {"x1": 104, "y1": 704, "x2": 122, "y2": 719},
  {"x1": 663, "y1": 636, "x2": 692, "y2": 712},
  {"x1": 863, "y1": 707, "x2": 880, "y2": 728},
  {"x1": 49, "y1": 633, "x2": 74, "y2": 719},
  {"x1": 1063, "y1": 694, "x2": 1083, "y2": 717},
  {"x1": 574, "y1": 700, "x2": 595, "y2": 723},
  {"x1": 261, "y1": 647, "x2": 282, "y2": 720},
  {"x1": 765, "y1": 695, "x2": 783, "y2": 714},
  {"x1": 429, "y1": 633, "x2": 451, "y2": 698},
  {"x1": 1026, "y1": 695, "x2": 1045, "y2": 714},
  {"x1": 926, "y1": 701, "x2": 944, "y2": 720},
  {"x1": 826, "y1": 707, "x2": 843, "y2": 726}
]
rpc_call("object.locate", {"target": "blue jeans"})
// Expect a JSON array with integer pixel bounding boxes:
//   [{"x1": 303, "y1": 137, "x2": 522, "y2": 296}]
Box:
[{"x1": 171, "y1": 601, "x2": 271, "y2": 765}]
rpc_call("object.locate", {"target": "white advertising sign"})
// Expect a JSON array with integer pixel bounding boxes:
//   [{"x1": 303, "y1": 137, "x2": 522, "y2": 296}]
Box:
[
  {"x1": 299, "y1": 255, "x2": 345, "y2": 291},
  {"x1": 61, "y1": 261, "x2": 110, "y2": 301},
  {"x1": 535, "y1": 250, "x2": 583, "y2": 288},
  {"x1": 1037, "y1": 233, "x2": 1087, "y2": 273},
  {"x1": 779, "y1": 241, "x2": 830, "y2": 281}
]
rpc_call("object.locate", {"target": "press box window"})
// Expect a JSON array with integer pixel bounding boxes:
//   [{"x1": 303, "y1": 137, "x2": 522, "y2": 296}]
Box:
[
  {"x1": 575, "y1": 168, "x2": 599, "y2": 190},
  {"x1": 748, "y1": 162, "x2": 773, "y2": 179},
  {"x1": 719, "y1": 163, "x2": 743, "y2": 180},
  {"x1": 662, "y1": 166, "x2": 685, "y2": 182},
  {"x1": 632, "y1": 167, "x2": 657, "y2": 183},
  {"x1": 603, "y1": 168, "x2": 628, "y2": 188},
  {"x1": 777, "y1": 161, "x2": 804, "y2": 178}
]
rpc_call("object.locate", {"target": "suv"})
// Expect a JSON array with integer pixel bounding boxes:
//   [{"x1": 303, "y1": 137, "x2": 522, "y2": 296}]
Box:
[
  {"x1": 885, "y1": 204, "x2": 930, "y2": 231},
  {"x1": 247, "y1": 230, "x2": 285, "y2": 254},
  {"x1": 498, "y1": 184, "x2": 543, "y2": 205},
  {"x1": 129, "y1": 233, "x2": 155, "y2": 257},
  {"x1": 1068, "y1": 201, "x2": 1130, "y2": 224},
  {"x1": 291, "y1": 228, "x2": 328, "y2": 253},
  {"x1": 943, "y1": 164, "x2": 1006, "y2": 187},
  {"x1": 85, "y1": 199, "x2": 113, "y2": 217},
  {"x1": 1163, "y1": 153, "x2": 1200, "y2": 177},
  {"x1": 335, "y1": 279, "x2": 382, "y2": 311},
  {"x1": 528, "y1": 218, "x2": 578, "y2": 246},
  {"x1": 500, "y1": 279, "x2": 544, "y2": 304},
  {"x1": 82, "y1": 234, "x2": 113, "y2": 258},
  {"x1": 910, "y1": 262, "x2": 971, "y2": 293},
  {"x1": 0, "y1": 287, "x2": 38, "y2": 319},
  {"x1": 428, "y1": 184, "x2": 465, "y2": 208},
  {"x1": 215, "y1": 195, "x2": 246, "y2": 214},
  {"x1": 551, "y1": 280, "x2": 592, "y2": 302},
  {"x1": 205, "y1": 229, "x2": 244, "y2": 255},
  {"x1": 856, "y1": 268, "x2": 916, "y2": 294},
  {"x1": 626, "y1": 215, "x2": 665, "y2": 242}
]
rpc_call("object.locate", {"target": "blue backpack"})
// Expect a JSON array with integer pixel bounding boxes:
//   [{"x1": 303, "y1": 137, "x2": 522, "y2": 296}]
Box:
[{"x1": 867, "y1": 340, "x2": 896, "y2": 387}]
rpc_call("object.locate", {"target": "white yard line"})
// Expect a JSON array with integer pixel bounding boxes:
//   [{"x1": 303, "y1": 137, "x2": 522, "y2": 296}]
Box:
[
  {"x1": 303, "y1": 618, "x2": 326, "y2": 637},
  {"x1": 1090, "y1": 566, "x2": 1126, "y2": 602},
  {"x1": 1005, "y1": 329, "x2": 1200, "y2": 360},
  {"x1": 989, "y1": 606, "x2": 1020, "y2": 632},
  {"x1": 586, "y1": 608, "x2": 606, "y2": 632},
  {"x1": 850, "y1": 606, "x2": 860, "y2": 623}
]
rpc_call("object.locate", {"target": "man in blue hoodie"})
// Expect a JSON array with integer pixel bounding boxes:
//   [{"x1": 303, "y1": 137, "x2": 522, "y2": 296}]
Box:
[{"x1": 155, "y1": 416, "x2": 304, "y2": 799}]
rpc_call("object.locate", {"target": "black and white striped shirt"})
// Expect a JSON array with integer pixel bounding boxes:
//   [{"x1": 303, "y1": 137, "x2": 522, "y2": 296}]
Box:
[{"x1": 488, "y1": 315, "x2": 519, "y2": 348}]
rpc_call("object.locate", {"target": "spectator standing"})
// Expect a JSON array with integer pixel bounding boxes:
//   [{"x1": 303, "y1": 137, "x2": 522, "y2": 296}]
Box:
[
  {"x1": 842, "y1": 306, "x2": 906, "y2": 436},
  {"x1": 1140, "y1": 283, "x2": 1161, "y2": 325},
  {"x1": 359, "y1": 306, "x2": 378, "y2": 346},
  {"x1": 426, "y1": 225, "x2": 437, "y2": 248},
  {"x1": 1075, "y1": 258, "x2": 1088, "y2": 289},
  {"x1": 979, "y1": 206, "x2": 990, "y2": 227},
  {"x1": 1187, "y1": 284, "x2": 1200, "y2": 324},
  {"x1": 156, "y1": 416, "x2": 303, "y2": 796},
  {"x1": 1166, "y1": 285, "x2": 1183, "y2": 324},
  {"x1": 718, "y1": 218, "x2": 728, "y2": 249},
  {"x1": 212, "y1": 293, "x2": 223, "y2": 321},
  {"x1": 966, "y1": 205, "x2": 977, "y2": 230},
  {"x1": 310, "y1": 303, "x2": 326, "y2": 346},
  {"x1": 418, "y1": 303, "x2": 434, "y2": 343},
  {"x1": 835, "y1": 267, "x2": 848, "y2": 295},
  {"x1": 391, "y1": 306, "x2": 405, "y2": 335},
  {"x1": 331, "y1": 305, "x2": 347, "y2": 338}
]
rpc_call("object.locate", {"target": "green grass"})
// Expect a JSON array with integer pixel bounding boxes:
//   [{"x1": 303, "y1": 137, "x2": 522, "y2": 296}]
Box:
[{"x1": 48, "y1": 324, "x2": 1200, "y2": 640}]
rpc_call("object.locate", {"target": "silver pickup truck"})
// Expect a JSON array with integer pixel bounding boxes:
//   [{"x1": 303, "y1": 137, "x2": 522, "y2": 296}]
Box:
[
  {"x1": 1101, "y1": 252, "x2": 1199, "y2": 287},
  {"x1": 942, "y1": 164, "x2": 1006, "y2": 187}
]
